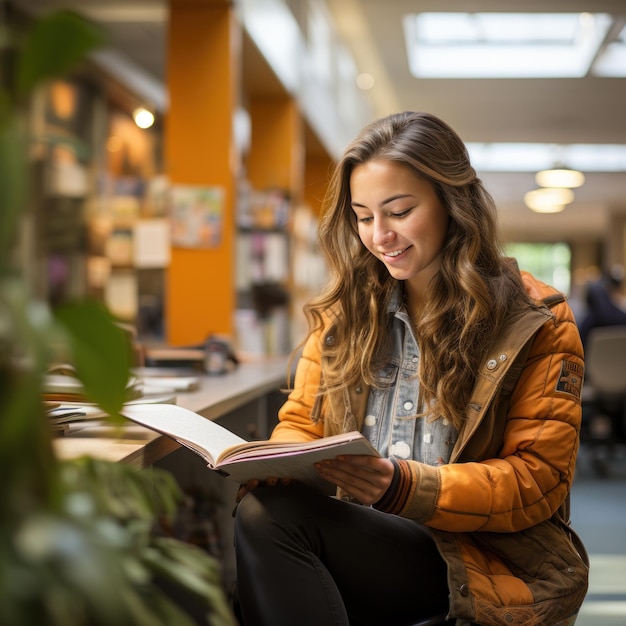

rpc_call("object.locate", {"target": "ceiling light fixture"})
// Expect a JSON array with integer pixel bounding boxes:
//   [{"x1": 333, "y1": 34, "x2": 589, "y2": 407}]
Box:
[
  {"x1": 524, "y1": 187, "x2": 574, "y2": 213},
  {"x1": 133, "y1": 107, "x2": 155, "y2": 129},
  {"x1": 535, "y1": 168, "x2": 585, "y2": 188}
]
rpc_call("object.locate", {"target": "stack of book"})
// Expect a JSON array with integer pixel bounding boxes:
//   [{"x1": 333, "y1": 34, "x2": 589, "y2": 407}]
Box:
[{"x1": 43, "y1": 364, "x2": 199, "y2": 435}]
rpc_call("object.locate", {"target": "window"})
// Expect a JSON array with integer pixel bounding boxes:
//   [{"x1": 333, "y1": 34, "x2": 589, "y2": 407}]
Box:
[{"x1": 504, "y1": 242, "x2": 571, "y2": 295}]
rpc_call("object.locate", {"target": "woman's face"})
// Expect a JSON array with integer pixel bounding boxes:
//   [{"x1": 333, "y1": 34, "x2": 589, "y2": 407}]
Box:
[{"x1": 350, "y1": 159, "x2": 449, "y2": 298}]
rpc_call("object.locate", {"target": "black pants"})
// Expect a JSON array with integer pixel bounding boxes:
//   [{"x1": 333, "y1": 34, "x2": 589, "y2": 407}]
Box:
[{"x1": 234, "y1": 483, "x2": 449, "y2": 626}]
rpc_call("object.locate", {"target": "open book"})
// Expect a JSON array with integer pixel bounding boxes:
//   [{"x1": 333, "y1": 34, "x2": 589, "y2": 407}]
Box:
[{"x1": 121, "y1": 404, "x2": 380, "y2": 493}]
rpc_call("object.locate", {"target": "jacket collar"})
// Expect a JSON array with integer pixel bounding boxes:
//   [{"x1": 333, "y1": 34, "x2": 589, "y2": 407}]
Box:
[{"x1": 451, "y1": 303, "x2": 553, "y2": 461}]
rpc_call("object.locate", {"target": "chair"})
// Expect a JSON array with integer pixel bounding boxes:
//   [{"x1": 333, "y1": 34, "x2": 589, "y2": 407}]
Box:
[
  {"x1": 586, "y1": 325, "x2": 626, "y2": 394},
  {"x1": 581, "y1": 325, "x2": 626, "y2": 474}
]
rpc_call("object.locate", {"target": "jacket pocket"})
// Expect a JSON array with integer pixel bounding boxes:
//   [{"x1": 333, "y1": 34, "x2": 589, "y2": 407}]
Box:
[{"x1": 472, "y1": 520, "x2": 589, "y2": 601}]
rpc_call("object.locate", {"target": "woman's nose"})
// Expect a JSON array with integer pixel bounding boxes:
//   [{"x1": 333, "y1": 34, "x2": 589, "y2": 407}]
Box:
[{"x1": 372, "y1": 218, "x2": 395, "y2": 246}]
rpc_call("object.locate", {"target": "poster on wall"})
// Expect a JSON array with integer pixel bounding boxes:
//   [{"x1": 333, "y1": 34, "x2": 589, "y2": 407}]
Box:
[{"x1": 169, "y1": 185, "x2": 224, "y2": 248}]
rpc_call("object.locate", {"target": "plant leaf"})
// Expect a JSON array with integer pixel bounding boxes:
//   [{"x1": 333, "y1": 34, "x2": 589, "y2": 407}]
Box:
[
  {"x1": 17, "y1": 11, "x2": 106, "y2": 98},
  {"x1": 0, "y1": 126, "x2": 27, "y2": 262},
  {"x1": 53, "y1": 300, "x2": 132, "y2": 418}
]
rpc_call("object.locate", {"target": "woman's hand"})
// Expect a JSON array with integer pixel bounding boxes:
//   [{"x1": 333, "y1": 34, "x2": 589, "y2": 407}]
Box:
[{"x1": 315, "y1": 455, "x2": 395, "y2": 505}]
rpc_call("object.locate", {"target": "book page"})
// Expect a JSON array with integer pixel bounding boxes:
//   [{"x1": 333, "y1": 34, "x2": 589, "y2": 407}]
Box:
[
  {"x1": 221, "y1": 431, "x2": 378, "y2": 462},
  {"x1": 218, "y1": 436, "x2": 380, "y2": 491},
  {"x1": 121, "y1": 404, "x2": 247, "y2": 466}
]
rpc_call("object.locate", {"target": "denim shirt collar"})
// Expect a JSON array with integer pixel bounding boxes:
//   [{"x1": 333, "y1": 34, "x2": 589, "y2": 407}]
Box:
[
  {"x1": 362, "y1": 282, "x2": 459, "y2": 464},
  {"x1": 387, "y1": 283, "x2": 405, "y2": 314}
]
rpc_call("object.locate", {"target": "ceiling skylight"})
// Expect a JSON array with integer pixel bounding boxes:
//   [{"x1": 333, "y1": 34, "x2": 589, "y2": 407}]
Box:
[
  {"x1": 403, "y1": 12, "x2": 620, "y2": 78},
  {"x1": 593, "y1": 24, "x2": 626, "y2": 76},
  {"x1": 466, "y1": 143, "x2": 626, "y2": 173}
]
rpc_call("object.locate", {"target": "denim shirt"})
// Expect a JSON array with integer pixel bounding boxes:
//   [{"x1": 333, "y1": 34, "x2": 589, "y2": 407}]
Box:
[{"x1": 360, "y1": 287, "x2": 458, "y2": 466}]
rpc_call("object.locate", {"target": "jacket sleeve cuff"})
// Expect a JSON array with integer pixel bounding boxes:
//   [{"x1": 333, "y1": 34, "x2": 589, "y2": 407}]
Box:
[{"x1": 373, "y1": 457, "x2": 413, "y2": 515}]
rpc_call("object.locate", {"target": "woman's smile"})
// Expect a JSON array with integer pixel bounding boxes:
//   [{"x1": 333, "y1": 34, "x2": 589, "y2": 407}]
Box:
[{"x1": 382, "y1": 246, "x2": 411, "y2": 259}]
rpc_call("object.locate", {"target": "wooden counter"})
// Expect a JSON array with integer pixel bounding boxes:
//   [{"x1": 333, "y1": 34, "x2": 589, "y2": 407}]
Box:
[{"x1": 52, "y1": 357, "x2": 290, "y2": 468}]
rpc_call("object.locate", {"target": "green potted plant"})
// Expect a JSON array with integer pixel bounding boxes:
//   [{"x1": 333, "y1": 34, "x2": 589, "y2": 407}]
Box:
[{"x1": 0, "y1": 10, "x2": 236, "y2": 625}]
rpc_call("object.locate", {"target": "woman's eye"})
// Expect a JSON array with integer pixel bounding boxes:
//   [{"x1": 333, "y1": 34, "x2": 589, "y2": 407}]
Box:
[
  {"x1": 357, "y1": 215, "x2": 373, "y2": 224},
  {"x1": 392, "y1": 208, "x2": 412, "y2": 218}
]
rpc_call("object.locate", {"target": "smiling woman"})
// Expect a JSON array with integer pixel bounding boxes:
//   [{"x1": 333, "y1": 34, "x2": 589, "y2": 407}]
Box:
[
  {"x1": 350, "y1": 159, "x2": 449, "y2": 312},
  {"x1": 232, "y1": 111, "x2": 588, "y2": 626}
]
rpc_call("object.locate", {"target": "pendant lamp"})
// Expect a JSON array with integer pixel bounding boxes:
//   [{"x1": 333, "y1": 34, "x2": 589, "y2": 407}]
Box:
[
  {"x1": 524, "y1": 187, "x2": 574, "y2": 213},
  {"x1": 535, "y1": 168, "x2": 585, "y2": 189}
]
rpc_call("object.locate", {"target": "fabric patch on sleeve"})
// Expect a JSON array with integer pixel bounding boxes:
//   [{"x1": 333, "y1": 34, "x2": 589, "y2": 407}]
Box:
[{"x1": 555, "y1": 359, "x2": 583, "y2": 400}]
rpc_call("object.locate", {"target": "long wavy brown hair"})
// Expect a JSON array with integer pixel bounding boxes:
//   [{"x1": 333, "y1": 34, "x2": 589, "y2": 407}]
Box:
[{"x1": 301, "y1": 112, "x2": 534, "y2": 430}]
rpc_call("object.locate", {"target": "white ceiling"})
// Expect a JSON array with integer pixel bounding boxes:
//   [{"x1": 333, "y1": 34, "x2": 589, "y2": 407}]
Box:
[{"x1": 16, "y1": 0, "x2": 626, "y2": 242}]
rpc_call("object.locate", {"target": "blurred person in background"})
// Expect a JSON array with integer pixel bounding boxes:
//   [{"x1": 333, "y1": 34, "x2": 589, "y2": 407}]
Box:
[{"x1": 578, "y1": 265, "x2": 626, "y2": 351}]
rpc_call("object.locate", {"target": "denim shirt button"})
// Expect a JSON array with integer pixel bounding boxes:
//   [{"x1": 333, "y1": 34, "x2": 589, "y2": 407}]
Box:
[
  {"x1": 390, "y1": 441, "x2": 411, "y2": 458},
  {"x1": 403, "y1": 401, "x2": 414, "y2": 411},
  {"x1": 364, "y1": 415, "x2": 376, "y2": 427}
]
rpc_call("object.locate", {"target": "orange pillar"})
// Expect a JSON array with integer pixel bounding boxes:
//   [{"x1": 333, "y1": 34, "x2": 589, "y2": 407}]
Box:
[
  {"x1": 165, "y1": 0, "x2": 239, "y2": 344},
  {"x1": 304, "y1": 154, "x2": 334, "y2": 218},
  {"x1": 247, "y1": 96, "x2": 303, "y2": 198}
]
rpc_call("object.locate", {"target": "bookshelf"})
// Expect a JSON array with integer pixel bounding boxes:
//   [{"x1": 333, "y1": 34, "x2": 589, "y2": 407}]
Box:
[
  {"x1": 235, "y1": 187, "x2": 292, "y2": 356},
  {"x1": 21, "y1": 1, "x2": 344, "y2": 353},
  {"x1": 234, "y1": 94, "x2": 302, "y2": 356}
]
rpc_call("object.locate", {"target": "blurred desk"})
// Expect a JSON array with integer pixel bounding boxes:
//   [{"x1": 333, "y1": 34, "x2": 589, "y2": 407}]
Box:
[{"x1": 52, "y1": 357, "x2": 289, "y2": 468}]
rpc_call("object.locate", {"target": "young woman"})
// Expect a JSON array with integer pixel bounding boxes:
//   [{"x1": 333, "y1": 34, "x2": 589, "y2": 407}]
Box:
[{"x1": 234, "y1": 112, "x2": 588, "y2": 626}]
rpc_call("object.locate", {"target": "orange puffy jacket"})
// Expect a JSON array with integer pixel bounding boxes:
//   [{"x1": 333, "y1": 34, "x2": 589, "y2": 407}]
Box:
[{"x1": 272, "y1": 272, "x2": 588, "y2": 626}]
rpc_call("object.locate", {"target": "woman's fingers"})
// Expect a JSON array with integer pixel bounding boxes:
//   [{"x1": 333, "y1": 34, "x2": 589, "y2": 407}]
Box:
[{"x1": 315, "y1": 455, "x2": 394, "y2": 504}]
